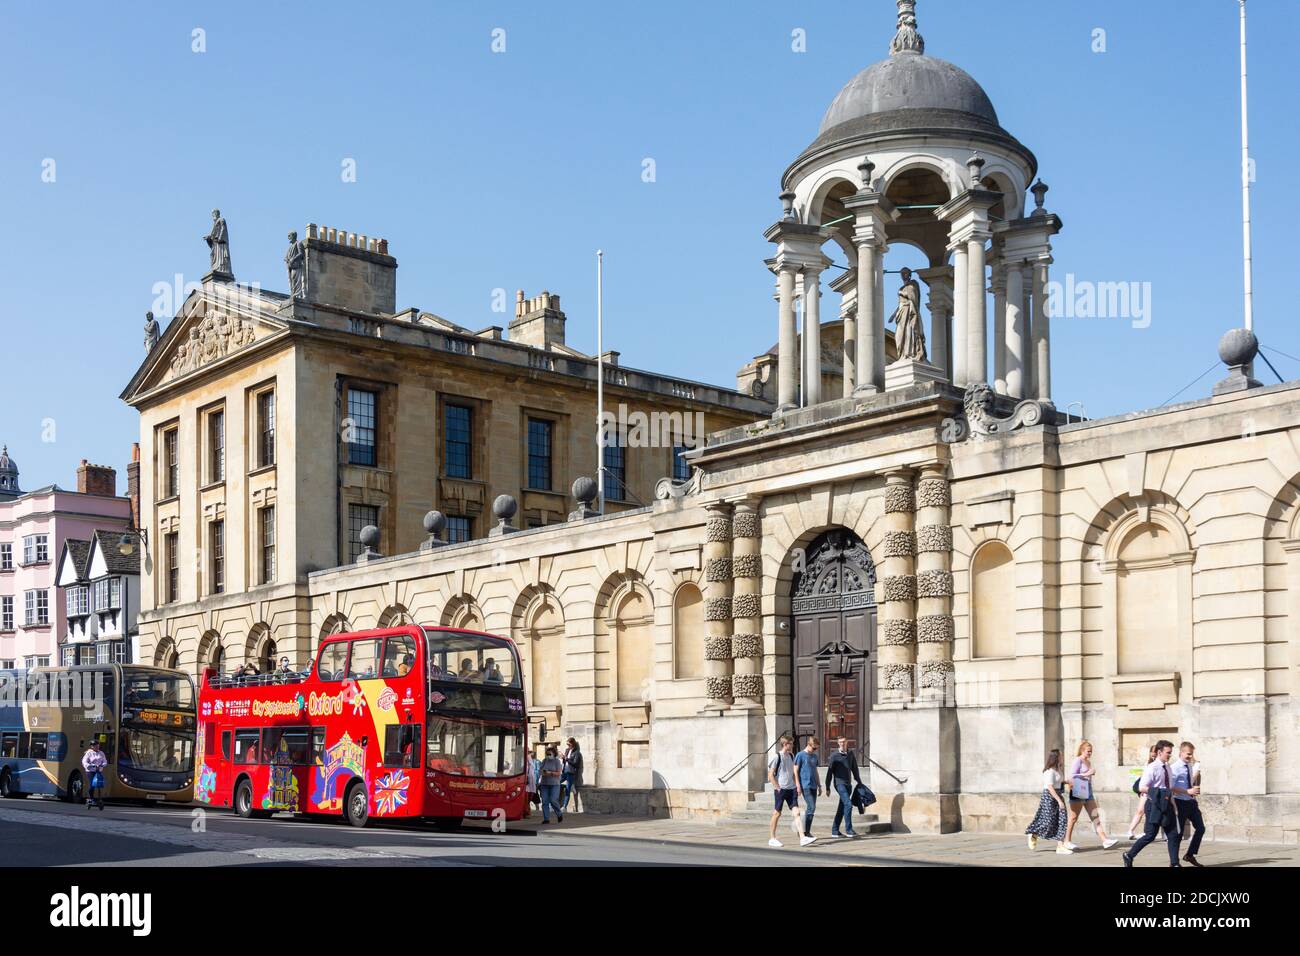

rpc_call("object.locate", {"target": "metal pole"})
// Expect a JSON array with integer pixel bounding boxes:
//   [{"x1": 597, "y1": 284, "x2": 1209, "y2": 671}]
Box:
[
  {"x1": 1240, "y1": 0, "x2": 1254, "y2": 333},
  {"x1": 596, "y1": 250, "x2": 605, "y2": 513}
]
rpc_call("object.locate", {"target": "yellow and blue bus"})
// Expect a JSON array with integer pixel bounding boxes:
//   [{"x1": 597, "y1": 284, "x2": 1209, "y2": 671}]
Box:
[{"x1": 0, "y1": 664, "x2": 196, "y2": 803}]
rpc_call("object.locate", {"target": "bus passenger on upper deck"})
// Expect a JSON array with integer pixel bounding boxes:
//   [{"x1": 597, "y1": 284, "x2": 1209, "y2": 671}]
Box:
[
  {"x1": 396, "y1": 655, "x2": 414, "y2": 678},
  {"x1": 482, "y1": 658, "x2": 503, "y2": 684},
  {"x1": 457, "y1": 658, "x2": 476, "y2": 681}
]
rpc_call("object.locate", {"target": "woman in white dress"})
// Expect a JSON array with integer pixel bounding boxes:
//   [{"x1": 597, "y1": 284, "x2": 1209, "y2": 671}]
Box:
[{"x1": 1025, "y1": 749, "x2": 1071, "y2": 854}]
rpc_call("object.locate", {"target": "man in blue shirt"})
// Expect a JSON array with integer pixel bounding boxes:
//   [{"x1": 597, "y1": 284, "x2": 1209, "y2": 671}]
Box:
[
  {"x1": 1170, "y1": 741, "x2": 1206, "y2": 867},
  {"x1": 793, "y1": 737, "x2": 821, "y2": 846}
]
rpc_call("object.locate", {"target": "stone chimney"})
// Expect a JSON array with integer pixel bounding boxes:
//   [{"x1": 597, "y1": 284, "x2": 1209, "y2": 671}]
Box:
[
  {"x1": 300, "y1": 224, "x2": 398, "y2": 315},
  {"x1": 126, "y1": 443, "x2": 141, "y2": 527},
  {"x1": 77, "y1": 459, "x2": 117, "y2": 497},
  {"x1": 510, "y1": 289, "x2": 567, "y2": 350}
]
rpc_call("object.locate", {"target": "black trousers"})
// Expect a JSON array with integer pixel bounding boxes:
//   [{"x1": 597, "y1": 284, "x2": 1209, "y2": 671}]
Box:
[
  {"x1": 1176, "y1": 798, "x2": 1205, "y2": 857},
  {"x1": 1130, "y1": 792, "x2": 1181, "y2": 866}
]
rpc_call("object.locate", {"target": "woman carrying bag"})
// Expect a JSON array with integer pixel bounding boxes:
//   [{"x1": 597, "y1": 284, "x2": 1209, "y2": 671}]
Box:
[
  {"x1": 81, "y1": 739, "x2": 108, "y2": 811},
  {"x1": 1064, "y1": 740, "x2": 1119, "y2": 851},
  {"x1": 1025, "y1": 749, "x2": 1071, "y2": 854}
]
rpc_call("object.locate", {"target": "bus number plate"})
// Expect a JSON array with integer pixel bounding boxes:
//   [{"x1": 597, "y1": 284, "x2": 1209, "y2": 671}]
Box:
[{"x1": 462, "y1": 809, "x2": 488, "y2": 818}]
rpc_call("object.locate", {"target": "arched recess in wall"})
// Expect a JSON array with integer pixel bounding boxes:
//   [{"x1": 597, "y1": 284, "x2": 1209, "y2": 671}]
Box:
[
  {"x1": 516, "y1": 589, "x2": 565, "y2": 708},
  {"x1": 245, "y1": 623, "x2": 275, "y2": 673},
  {"x1": 1110, "y1": 517, "x2": 1186, "y2": 675},
  {"x1": 379, "y1": 605, "x2": 413, "y2": 628},
  {"x1": 196, "y1": 630, "x2": 225, "y2": 676},
  {"x1": 613, "y1": 585, "x2": 654, "y2": 703},
  {"x1": 440, "y1": 596, "x2": 484, "y2": 632},
  {"x1": 672, "y1": 582, "x2": 706, "y2": 679},
  {"x1": 154, "y1": 636, "x2": 178, "y2": 670},
  {"x1": 971, "y1": 540, "x2": 1016, "y2": 659}
]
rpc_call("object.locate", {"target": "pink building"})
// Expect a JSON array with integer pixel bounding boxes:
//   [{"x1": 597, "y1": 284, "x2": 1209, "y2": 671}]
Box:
[{"x1": 0, "y1": 447, "x2": 134, "y2": 669}]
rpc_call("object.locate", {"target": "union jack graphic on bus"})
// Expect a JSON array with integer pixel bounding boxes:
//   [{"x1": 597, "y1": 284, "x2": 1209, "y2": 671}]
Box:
[{"x1": 374, "y1": 769, "x2": 409, "y2": 816}]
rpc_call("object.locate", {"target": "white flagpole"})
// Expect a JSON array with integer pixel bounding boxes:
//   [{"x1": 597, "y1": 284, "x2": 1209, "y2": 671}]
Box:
[
  {"x1": 596, "y1": 250, "x2": 605, "y2": 514},
  {"x1": 1239, "y1": 0, "x2": 1254, "y2": 333}
]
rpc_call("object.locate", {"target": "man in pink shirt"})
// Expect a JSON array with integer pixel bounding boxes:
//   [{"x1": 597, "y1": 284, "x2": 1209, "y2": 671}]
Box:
[{"x1": 1123, "y1": 739, "x2": 1198, "y2": 867}]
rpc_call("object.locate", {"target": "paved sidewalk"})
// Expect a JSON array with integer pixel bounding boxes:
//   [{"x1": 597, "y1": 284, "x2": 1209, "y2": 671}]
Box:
[{"x1": 524, "y1": 813, "x2": 1300, "y2": 867}]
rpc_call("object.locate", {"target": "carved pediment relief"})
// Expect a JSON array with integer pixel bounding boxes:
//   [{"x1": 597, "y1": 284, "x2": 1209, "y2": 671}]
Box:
[{"x1": 168, "y1": 310, "x2": 258, "y2": 379}]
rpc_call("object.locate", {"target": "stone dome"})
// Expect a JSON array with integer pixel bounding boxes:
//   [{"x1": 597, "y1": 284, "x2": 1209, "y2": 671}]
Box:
[
  {"x1": 0, "y1": 445, "x2": 20, "y2": 498},
  {"x1": 819, "y1": 53, "x2": 999, "y2": 138}
]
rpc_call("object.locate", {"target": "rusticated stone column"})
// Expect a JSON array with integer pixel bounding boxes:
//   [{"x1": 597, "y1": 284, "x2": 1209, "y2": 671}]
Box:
[
  {"x1": 878, "y1": 469, "x2": 917, "y2": 702},
  {"x1": 703, "y1": 501, "x2": 734, "y2": 706},
  {"x1": 729, "y1": 499, "x2": 763, "y2": 703},
  {"x1": 915, "y1": 464, "x2": 955, "y2": 704}
]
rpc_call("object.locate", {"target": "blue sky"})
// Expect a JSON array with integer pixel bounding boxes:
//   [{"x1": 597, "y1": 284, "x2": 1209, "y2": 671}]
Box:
[{"x1": 2, "y1": 0, "x2": 1297, "y2": 489}]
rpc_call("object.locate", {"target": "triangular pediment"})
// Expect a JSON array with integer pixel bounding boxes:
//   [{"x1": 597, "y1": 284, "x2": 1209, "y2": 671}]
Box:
[{"x1": 122, "y1": 286, "x2": 292, "y2": 401}]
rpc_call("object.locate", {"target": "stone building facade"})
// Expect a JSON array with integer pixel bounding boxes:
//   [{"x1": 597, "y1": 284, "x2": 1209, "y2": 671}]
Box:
[{"x1": 122, "y1": 2, "x2": 1298, "y2": 839}]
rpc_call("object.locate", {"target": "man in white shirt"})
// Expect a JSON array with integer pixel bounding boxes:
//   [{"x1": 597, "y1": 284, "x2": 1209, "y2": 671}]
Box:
[
  {"x1": 1170, "y1": 741, "x2": 1206, "y2": 867},
  {"x1": 1123, "y1": 739, "x2": 1198, "y2": 868},
  {"x1": 767, "y1": 735, "x2": 798, "y2": 848}
]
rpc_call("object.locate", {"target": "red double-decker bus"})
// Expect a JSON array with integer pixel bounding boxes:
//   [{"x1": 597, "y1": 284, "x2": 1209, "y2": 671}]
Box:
[{"x1": 196, "y1": 625, "x2": 528, "y2": 828}]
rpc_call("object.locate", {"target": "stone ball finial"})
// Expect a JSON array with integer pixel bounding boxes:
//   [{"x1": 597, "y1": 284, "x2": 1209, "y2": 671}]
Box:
[
  {"x1": 572, "y1": 476, "x2": 597, "y2": 505},
  {"x1": 423, "y1": 510, "x2": 446, "y2": 535},
  {"x1": 492, "y1": 494, "x2": 518, "y2": 521},
  {"x1": 359, "y1": 525, "x2": 381, "y2": 549},
  {"x1": 1218, "y1": 327, "x2": 1259, "y2": 368}
]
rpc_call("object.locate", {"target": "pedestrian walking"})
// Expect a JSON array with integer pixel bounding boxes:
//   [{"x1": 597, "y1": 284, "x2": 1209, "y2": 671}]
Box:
[
  {"x1": 1064, "y1": 740, "x2": 1119, "y2": 850},
  {"x1": 1124, "y1": 744, "x2": 1160, "y2": 840},
  {"x1": 538, "y1": 745, "x2": 565, "y2": 824},
  {"x1": 1170, "y1": 741, "x2": 1207, "y2": 867},
  {"x1": 767, "y1": 735, "x2": 799, "y2": 848},
  {"x1": 1025, "y1": 749, "x2": 1071, "y2": 854},
  {"x1": 525, "y1": 749, "x2": 540, "y2": 816},
  {"x1": 561, "y1": 738, "x2": 584, "y2": 813},
  {"x1": 81, "y1": 739, "x2": 107, "y2": 810},
  {"x1": 1123, "y1": 739, "x2": 1198, "y2": 868},
  {"x1": 823, "y1": 735, "x2": 863, "y2": 838},
  {"x1": 793, "y1": 737, "x2": 820, "y2": 847}
]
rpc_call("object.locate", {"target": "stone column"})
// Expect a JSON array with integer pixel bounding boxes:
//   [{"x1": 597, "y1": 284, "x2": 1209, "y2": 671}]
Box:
[
  {"x1": 777, "y1": 268, "x2": 798, "y2": 412},
  {"x1": 841, "y1": 303, "x2": 857, "y2": 398},
  {"x1": 855, "y1": 240, "x2": 882, "y2": 394},
  {"x1": 915, "y1": 465, "x2": 954, "y2": 705},
  {"x1": 950, "y1": 243, "x2": 968, "y2": 386},
  {"x1": 1019, "y1": 261, "x2": 1035, "y2": 398},
  {"x1": 729, "y1": 500, "x2": 763, "y2": 704},
  {"x1": 803, "y1": 268, "x2": 823, "y2": 406},
  {"x1": 1004, "y1": 260, "x2": 1026, "y2": 399},
  {"x1": 878, "y1": 469, "x2": 917, "y2": 703},
  {"x1": 1031, "y1": 258, "x2": 1052, "y2": 401},
  {"x1": 703, "y1": 501, "x2": 734, "y2": 707},
  {"x1": 917, "y1": 266, "x2": 954, "y2": 383},
  {"x1": 966, "y1": 233, "x2": 988, "y2": 386},
  {"x1": 874, "y1": 250, "x2": 886, "y2": 380},
  {"x1": 991, "y1": 259, "x2": 1007, "y2": 394}
]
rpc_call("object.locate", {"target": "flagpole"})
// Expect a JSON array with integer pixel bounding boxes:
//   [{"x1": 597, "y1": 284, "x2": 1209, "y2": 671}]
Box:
[
  {"x1": 1239, "y1": 0, "x2": 1253, "y2": 334},
  {"x1": 596, "y1": 249, "x2": 605, "y2": 514}
]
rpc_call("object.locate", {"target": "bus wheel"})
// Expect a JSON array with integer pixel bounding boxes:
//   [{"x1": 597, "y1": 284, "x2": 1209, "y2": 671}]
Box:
[
  {"x1": 64, "y1": 771, "x2": 86, "y2": 805},
  {"x1": 233, "y1": 779, "x2": 256, "y2": 819},
  {"x1": 344, "y1": 782, "x2": 369, "y2": 828},
  {"x1": 0, "y1": 770, "x2": 26, "y2": 799}
]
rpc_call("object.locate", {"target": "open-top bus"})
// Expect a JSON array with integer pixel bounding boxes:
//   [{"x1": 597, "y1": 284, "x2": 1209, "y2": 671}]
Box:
[
  {"x1": 0, "y1": 664, "x2": 196, "y2": 803},
  {"x1": 196, "y1": 625, "x2": 528, "y2": 828}
]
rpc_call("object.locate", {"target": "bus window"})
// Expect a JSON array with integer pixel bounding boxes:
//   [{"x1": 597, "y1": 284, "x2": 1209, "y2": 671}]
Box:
[
  {"x1": 382, "y1": 633, "x2": 417, "y2": 678},
  {"x1": 234, "y1": 729, "x2": 260, "y2": 764},
  {"x1": 310, "y1": 727, "x2": 326, "y2": 764},
  {"x1": 317, "y1": 643, "x2": 347, "y2": 682},
  {"x1": 28, "y1": 733, "x2": 49, "y2": 760},
  {"x1": 263, "y1": 727, "x2": 311, "y2": 766},
  {"x1": 17, "y1": 733, "x2": 30, "y2": 759},
  {"x1": 383, "y1": 724, "x2": 422, "y2": 768},
  {"x1": 1, "y1": 733, "x2": 16, "y2": 758},
  {"x1": 347, "y1": 640, "x2": 381, "y2": 680},
  {"x1": 46, "y1": 733, "x2": 66, "y2": 761},
  {"x1": 221, "y1": 731, "x2": 232, "y2": 761}
]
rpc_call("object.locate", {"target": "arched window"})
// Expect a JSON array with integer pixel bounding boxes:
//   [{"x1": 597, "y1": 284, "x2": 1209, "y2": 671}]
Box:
[
  {"x1": 526, "y1": 597, "x2": 564, "y2": 708},
  {"x1": 971, "y1": 541, "x2": 1015, "y2": 659},
  {"x1": 615, "y1": 589, "x2": 653, "y2": 702},
  {"x1": 672, "y1": 583, "x2": 705, "y2": 679},
  {"x1": 1116, "y1": 522, "x2": 1178, "y2": 674},
  {"x1": 154, "y1": 637, "x2": 178, "y2": 671}
]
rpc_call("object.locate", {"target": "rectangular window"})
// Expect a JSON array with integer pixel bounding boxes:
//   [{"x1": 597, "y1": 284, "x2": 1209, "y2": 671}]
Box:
[
  {"x1": 66, "y1": 586, "x2": 88, "y2": 617},
  {"x1": 93, "y1": 578, "x2": 109, "y2": 611},
  {"x1": 257, "y1": 390, "x2": 276, "y2": 468},
  {"x1": 1, "y1": 596, "x2": 12, "y2": 631},
  {"x1": 0, "y1": 543, "x2": 12, "y2": 571},
  {"x1": 210, "y1": 520, "x2": 225, "y2": 595},
  {"x1": 346, "y1": 388, "x2": 378, "y2": 466},
  {"x1": 262, "y1": 727, "x2": 311, "y2": 766},
  {"x1": 347, "y1": 639, "x2": 381, "y2": 679},
  {"x1": 233, "y1": 729, "x2": 261, "y2": 765},
  {"x1": 383, "y1": 723, "x2": 422, "y2": 769},
  {"x1": 165, "y1": 533, "x2": 179, "y2": 604},
  {"x1": 348, "y1": 504, "x2": 379, "y2": 563},
  {"x1": 163, "y1": 427, "x2": 179, "y2": 498},
  {"x1": 109, "y1": 576, "x2": 121, "y2": 608},
  {"x1": 317, "y1": 643, "x2": 347, "y2": 681},
  {"x1": 259, "y1": 506, "x2": 276, "y2": 585},
  {"x1": 444, "y1": 404, "x2": 472, "y2": 479},
  {"x1": 95, "y1": 643, "x2": 113, "y2": 665},
  {"x1": 23, "y1": 535, "x2": 49, "y2": 565},
  {"x1": 24, "y1": 590, "x2": 49, "y2": 626},
  {"x1": 603, "y1": 433, "x2": 626, "y2": 502},
  {"x1": 208, "y1": 409, "x2": 225, "y2": 483},
  {"x1": 446, "y1": 515, "x2": 472, "y2": 544},
  {"x1": 526, "y1": 418, "x2": 553, "y2": 491},
  {"x1": 673, "y1": 443, "x2": 693, "y2": 482}
]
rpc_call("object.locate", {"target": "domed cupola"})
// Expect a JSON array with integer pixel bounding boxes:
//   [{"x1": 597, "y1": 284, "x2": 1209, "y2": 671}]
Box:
[{"x1": 0, "y1": 445, "x2": 21, "y2": 500}]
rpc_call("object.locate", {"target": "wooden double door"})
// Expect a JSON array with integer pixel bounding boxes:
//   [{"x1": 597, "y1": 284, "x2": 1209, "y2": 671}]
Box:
[{"x1": 790, "y1": 530, "x2": 877, "y2": 761}]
